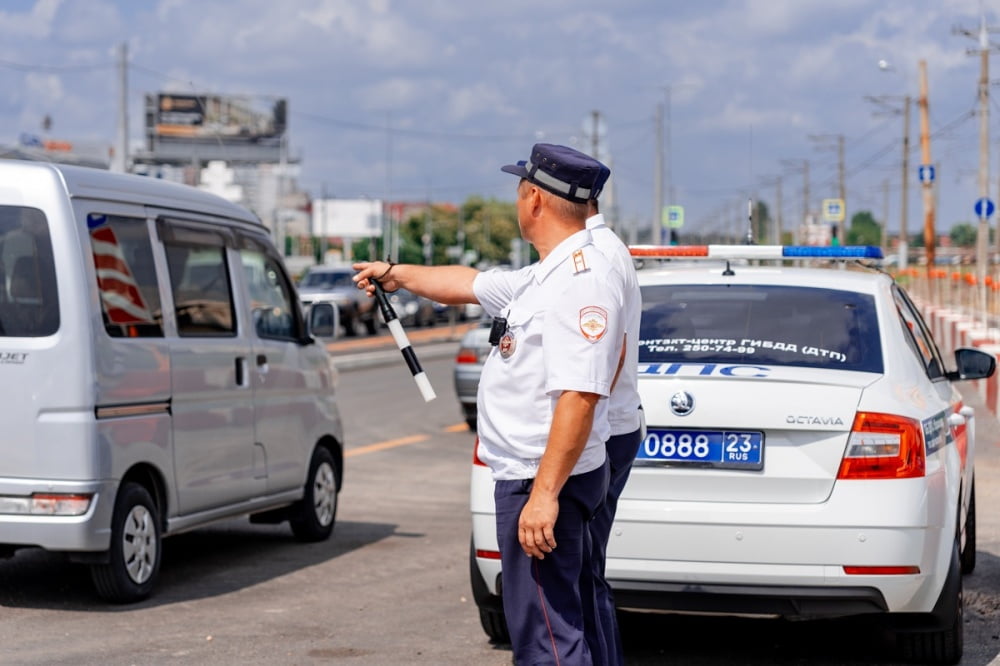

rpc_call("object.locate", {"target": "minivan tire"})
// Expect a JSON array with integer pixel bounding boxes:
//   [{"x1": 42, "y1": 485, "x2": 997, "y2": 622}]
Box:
[
  {"x1": 90, "y1": 482, "x2": 162, "y2": 603},
  {"x1": 290, "y1": 446, "x2": 338, "y2": 542}
]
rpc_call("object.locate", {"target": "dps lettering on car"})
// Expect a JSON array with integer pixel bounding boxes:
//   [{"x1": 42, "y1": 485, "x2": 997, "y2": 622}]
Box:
[
  {"x1": 922, "y1": 409, "x2": 952, "y2": 455},
  {"x1": 637, "y1": 363, "x2": 772, "y2": 378}
]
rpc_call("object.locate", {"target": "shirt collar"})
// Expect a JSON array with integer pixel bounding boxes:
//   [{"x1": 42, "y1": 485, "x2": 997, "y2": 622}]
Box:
[
  {"x1": 529, "y1": 228, "x2": 593, "y2": 283},
  {"x1": 585, "y1": 213, "x2": 606, "y2": 230}
]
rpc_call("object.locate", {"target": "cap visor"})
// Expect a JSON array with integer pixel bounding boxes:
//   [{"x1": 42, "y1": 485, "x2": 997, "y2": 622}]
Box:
[{"x1": 500, "y1": 163, "x2": 529, "y2": 178}]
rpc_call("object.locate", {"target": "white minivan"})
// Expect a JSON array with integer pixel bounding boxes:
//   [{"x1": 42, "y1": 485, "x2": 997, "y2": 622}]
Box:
[{"x1": 0, "y1": 159, "x2": 344, "y2": 602}]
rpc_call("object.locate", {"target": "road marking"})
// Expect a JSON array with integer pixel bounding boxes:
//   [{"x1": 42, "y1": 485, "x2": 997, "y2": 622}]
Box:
[
  {"x1": 346, "y1": 424, "x2": 471, "y2": 457},
  {"x1": 346, "y1": 434, "x2": 429, "y2": 457}
]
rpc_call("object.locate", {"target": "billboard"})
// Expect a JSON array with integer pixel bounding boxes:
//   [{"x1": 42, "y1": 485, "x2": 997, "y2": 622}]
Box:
[
  {"x1": 312, "y1": 199, "x2": 383, "y2": 239},
  {"x1": 143, "y1": 93, "x2": 287, "y2": 163}
]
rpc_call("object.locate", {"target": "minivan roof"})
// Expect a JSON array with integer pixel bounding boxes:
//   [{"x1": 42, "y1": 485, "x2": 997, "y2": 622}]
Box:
[{"x1": 4, "y1": 159, "x2": 263, "y2": 227}]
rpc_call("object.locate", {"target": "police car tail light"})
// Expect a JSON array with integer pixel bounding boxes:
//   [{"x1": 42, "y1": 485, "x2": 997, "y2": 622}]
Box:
[
  {"x1": 837, "y1": 412, "x2": 925, "y2": 480},
  {"x1": 472, "y1": 437, "x2": 488, "y2": 467}
]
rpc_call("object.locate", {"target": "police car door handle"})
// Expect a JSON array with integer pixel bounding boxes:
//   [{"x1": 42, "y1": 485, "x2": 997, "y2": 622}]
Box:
[{"x1": 947, "y1": 413, "x2": 965, "y2": 427}]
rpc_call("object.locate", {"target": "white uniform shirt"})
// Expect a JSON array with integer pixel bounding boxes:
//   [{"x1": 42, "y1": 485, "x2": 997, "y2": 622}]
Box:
[
  {"x1": 473, "y1": 228, "x2": 625, "y2": 481},
  {"x1": 586, "y1": 213, "x2": 643, "y2": 435}
]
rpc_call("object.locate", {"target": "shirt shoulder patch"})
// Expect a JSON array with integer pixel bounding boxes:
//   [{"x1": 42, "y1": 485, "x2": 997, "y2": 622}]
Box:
[
  {"x1": 579, "y1": 305, "x2": 608, "y2": 342},
  {"x1": 572, "y1": 249, "x2": 588, "y2": 274}
]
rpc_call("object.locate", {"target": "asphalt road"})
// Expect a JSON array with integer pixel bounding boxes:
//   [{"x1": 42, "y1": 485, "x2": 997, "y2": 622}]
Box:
[{"x1": 0, "y1": 328, "x2": 997, "y2": 665}]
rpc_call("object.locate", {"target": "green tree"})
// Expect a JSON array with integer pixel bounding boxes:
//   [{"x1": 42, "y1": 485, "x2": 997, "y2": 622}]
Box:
[
  {"x1": 949, "y1": 222, "x2": 978, "y2": 247},
  {"x1": 350, "y1": 196, "x2": 522, "y2": 267},
  {"x1": 845, "y1": 210, "x2": 881, "y2": 246}
]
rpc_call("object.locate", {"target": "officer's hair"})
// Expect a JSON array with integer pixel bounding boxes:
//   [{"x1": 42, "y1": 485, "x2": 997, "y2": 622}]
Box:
[{"x1": 542, "y1": 189, "x2": 588, "y2": 221}]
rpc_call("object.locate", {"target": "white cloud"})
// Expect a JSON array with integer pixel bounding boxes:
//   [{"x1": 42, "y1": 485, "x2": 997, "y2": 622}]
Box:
[{"x1": 0, "y1": 0, "x2": 60, "y2": 39}]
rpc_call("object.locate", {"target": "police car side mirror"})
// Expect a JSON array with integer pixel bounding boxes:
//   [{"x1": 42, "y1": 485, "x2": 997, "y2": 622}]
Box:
[
  {"x1": 946, "y1": 347, "x2": 996, "y2": 381},
  {"x1": 308, "y1": 302, "x2": 339, "y2": 341}
]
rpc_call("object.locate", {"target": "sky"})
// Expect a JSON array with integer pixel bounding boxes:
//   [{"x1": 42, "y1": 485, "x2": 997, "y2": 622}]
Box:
[{"x1": 1, "y1": 0, "x2": 999, "y2": 244}]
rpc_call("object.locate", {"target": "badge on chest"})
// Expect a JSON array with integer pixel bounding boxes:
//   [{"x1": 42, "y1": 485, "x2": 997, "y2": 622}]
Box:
[{"x1": 499, "y1": 331, "x2": 516, "y2": 358}]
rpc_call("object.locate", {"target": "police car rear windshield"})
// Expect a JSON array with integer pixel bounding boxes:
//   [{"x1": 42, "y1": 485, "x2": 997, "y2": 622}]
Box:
[{"x1": 638, "y1": 284, "x2": 883, "y2": 373}]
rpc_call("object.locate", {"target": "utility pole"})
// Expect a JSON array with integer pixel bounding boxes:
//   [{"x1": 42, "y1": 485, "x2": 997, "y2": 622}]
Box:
[
  {"x1": 111, "y1": 42, "x2": 128, "y2": 173},
  {"x1": 866, "y1": 94, "x2": 912, "y2": 268},
  {"x1": 808, "y1": 133, "x2": 846, "y2": 243},
  {"x1": 775, "y1": 177, "x2": 783, "y2": 244},
  {"x1": 780, "y1": 158, "x2": 809, "y2": 243},
  {"x1": 882, "y1": 178, "x2": 891, "y2": 251},
  {"x1": 955, "y1": 10, "x2": 1000, "y2": 316},
  {"x1": 916, "y1": 60, "x2": 936, "y2": 272},
  {"x1": 653, "y1": 102, "x2": 663, "y2": 243}
]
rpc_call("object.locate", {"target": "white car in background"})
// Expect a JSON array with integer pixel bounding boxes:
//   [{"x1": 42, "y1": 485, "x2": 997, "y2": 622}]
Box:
[{"x1": 469, "y1": 245, "x2": 994, "y2": 664}]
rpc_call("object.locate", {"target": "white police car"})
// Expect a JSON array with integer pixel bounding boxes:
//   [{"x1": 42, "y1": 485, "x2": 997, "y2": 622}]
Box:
[{"x1": 469, "y1": 245, "x2": 995, "y2": 664}]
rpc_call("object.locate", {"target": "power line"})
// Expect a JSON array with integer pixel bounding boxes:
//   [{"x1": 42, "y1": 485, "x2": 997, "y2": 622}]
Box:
[{"x1": 0, "y1": 58, "x2": 113, "y2": 73}]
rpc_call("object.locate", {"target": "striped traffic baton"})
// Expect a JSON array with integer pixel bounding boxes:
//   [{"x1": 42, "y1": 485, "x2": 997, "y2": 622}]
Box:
[{"x1": 371, "y1": 277, "x2": 437, "y2": 402}]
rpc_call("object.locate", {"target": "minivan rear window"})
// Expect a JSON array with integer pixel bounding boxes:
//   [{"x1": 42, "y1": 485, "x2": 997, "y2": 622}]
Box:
[
  {"x1": 0, "y1": 206, "x2": 59, "y2": 337},
  {"x1": 638, "y1": 284, "x2": 883, "y2": 373}
]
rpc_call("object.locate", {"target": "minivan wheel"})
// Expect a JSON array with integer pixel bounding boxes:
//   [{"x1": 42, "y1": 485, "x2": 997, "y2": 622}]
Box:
[
  {"x1": 290, "y1": 446, "x2": 338, "y2": 542},
  {"x1": 90, "y1": 482, "x2": 161, "y2": 603}
]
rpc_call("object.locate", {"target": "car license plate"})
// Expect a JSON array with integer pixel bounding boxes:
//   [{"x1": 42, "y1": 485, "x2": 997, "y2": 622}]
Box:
[{"x1": 636, "y1": 428, "x2": 764, "y2": 470}]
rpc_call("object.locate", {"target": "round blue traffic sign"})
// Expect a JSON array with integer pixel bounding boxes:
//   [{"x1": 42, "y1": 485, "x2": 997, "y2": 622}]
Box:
[{"x1": 975, "y1": 197, "x2": 995, "y2": 219}]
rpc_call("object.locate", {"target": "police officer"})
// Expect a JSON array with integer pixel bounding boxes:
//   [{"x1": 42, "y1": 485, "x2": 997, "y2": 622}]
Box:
[
  {"x1": 584, "y1": 173, "x2": 644, "y2": 666},
  {"x1": 353, "y1": 144, "x2": 626, "y2": 664}
]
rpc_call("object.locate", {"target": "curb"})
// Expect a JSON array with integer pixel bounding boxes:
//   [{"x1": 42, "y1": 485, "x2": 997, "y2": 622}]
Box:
[
  {"x1": 918, "y1": 303, "x2": 1000, "y2": 419},
  {"x1": 331, "y1": 341, "x2": 459, "y2": 371}
]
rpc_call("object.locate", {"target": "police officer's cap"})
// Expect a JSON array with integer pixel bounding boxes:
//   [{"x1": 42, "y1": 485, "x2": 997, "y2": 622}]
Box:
[{"x1": 501, "y1": 143, "x2": 610, "y2": 204}]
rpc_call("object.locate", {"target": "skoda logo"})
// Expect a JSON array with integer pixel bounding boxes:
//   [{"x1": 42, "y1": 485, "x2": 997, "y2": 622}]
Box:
[{"x1": 670, "y1": 391, "x2": 695, "y2": 416}]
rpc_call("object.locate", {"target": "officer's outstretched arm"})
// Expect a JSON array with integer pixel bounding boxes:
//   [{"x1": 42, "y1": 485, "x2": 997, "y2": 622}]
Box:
[
  {"x1": 518, "y1": 390, "x2": 600, "y2": 559},
  {"x1": 352, "y1": 261, "x2": 479, "y2": 304}
]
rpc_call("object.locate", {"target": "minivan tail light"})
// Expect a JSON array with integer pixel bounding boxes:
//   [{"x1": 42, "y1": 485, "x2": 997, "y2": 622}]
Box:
[
  {"x1": 837, "y1": 412, "x2": 925, "y2": 480},
  {"x1": 0, "y1": 493, "x2": 93, "y2": 516}
]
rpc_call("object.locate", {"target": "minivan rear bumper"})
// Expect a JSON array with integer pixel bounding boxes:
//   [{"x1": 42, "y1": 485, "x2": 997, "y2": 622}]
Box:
[{"x1": 0, "y1": 479, "x2": 116, "y2": 552}]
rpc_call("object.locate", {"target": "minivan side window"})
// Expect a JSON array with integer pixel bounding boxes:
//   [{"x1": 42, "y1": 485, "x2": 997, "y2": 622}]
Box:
[
  {"x1": 160, "y1": 223, "x2": 236, "y2": 337},
  {"x1": 0, "y1": 205, "x2": 59, "y2": 337},
  {"x1": 238, "y1": 235, "x2": 301, "y2": 341},
  {"x1": 87, "y1": 213, "x2": 164, "y2": 338}
]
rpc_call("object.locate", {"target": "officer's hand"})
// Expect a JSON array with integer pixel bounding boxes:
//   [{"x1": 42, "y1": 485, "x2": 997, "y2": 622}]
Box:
[
  {"x1": 352, "y1": 261, "x2": 400, "y2": 296},
  {"x1": 518, "y1": 495, "x2": 558, "y2": 559}
]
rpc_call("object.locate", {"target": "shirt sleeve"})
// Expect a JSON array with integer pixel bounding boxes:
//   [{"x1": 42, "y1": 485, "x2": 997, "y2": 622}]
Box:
[
  {"x1": 473, "y1": 266, "x2": 532, "y2": 318},
  {"x1": 543, "y1": 263, "x2": 625, "y2": 398}
]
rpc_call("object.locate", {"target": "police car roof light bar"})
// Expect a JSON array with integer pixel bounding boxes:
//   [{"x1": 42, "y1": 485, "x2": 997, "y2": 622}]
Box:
[{"x1": 628, "y1": 245, "x2": 884, "y2": 260}]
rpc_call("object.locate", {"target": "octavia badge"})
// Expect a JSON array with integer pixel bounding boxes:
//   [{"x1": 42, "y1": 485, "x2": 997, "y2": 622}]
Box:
[{"x1": 670, "y1": 391, "x2": 695, "y2": 416}]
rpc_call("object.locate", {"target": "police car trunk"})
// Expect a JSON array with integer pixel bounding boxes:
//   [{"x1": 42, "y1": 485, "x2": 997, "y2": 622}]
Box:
[{"x1": 606, "y1": 250, "x2": 961, "y2": 619}]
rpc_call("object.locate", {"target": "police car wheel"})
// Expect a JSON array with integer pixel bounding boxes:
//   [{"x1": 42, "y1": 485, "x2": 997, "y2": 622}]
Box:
[
  {"x1": 894, "y1": 542, "x2": 963, "y2": 664},
  {"x1": 90, "y1": 482, "x2": 161, "y2": 603},
  {"x1": 469, "y1": 538, "x2": 509, "y2": 644},
  {"x1": 290, "y1": 446, "x2": 338, "y2": 542},
  {"x1": 960, "y1": 480, "x2": 976, "y2": 575}
]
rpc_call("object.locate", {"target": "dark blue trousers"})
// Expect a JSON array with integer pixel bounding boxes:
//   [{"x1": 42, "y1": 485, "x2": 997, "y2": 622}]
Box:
[
  {"x1": 495, "y1": 461, "x2": 610, "y2": 666},
  {"x1": 589, "y1": 426, "x2": 643, "y2": 666}
]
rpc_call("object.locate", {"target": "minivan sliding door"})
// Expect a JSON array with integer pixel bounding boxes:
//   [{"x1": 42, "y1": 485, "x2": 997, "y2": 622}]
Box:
[{"x1": 158, "y1": 220, "x2": 262, "y2": 514}]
